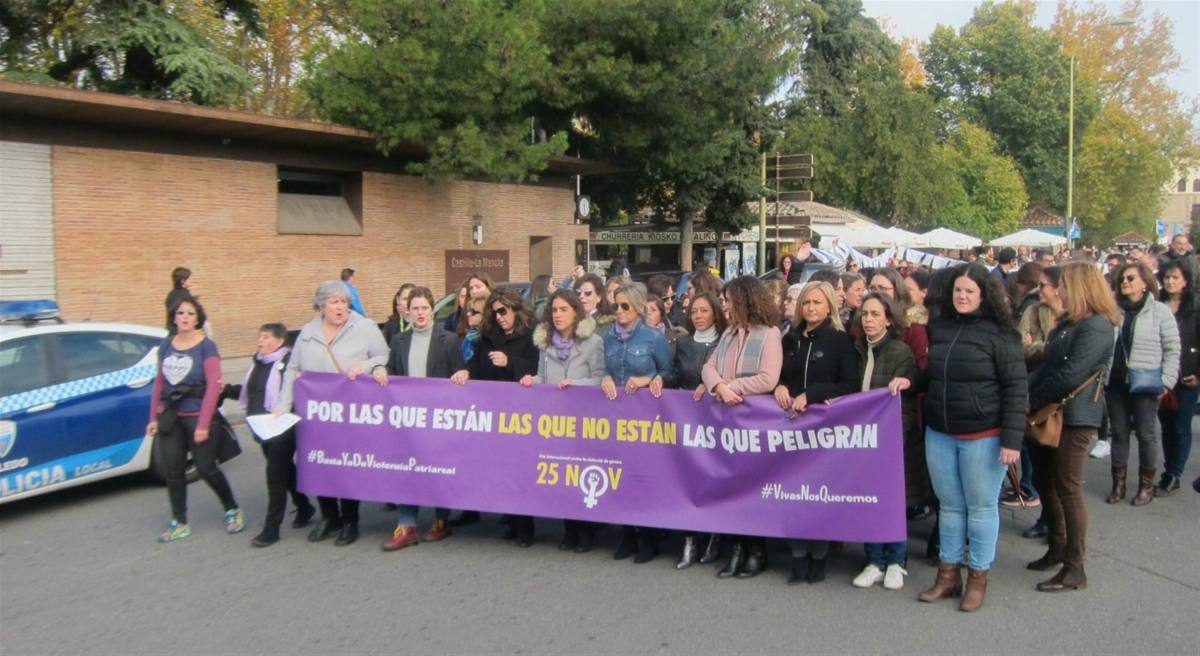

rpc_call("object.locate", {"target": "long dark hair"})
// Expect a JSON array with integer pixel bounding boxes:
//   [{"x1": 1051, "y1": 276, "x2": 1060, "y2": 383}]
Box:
[
  {"x1": 387, "y1": 283, "x2": 416, "y2": 324},
  {"x1": 539, "y1": 289, "x2": 586, "y2": 337},
  {"x1": 940, "y1": 264, "x2": 1013, "y2": 330},
  {"x1": 860, "y1": 292, "x2": 907, "y2": 338},
  {"x1": 482, "y1": 287, "x2": 534, "y2": 335},
  {"x1": 685, "y1": 292, "x2": 727, "y2": 335},
  {"x1": 1159, "y1": 260, "x2": 1196, "y2": 315},
  {"x1": 573, "y1": 272, "x2": 610, "y2": 315}
]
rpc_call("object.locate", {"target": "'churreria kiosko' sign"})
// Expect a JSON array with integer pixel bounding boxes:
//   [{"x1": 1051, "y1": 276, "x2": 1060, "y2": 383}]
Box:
[{"x1": 294, "y1": 375, "x2": 906, "y2": 542}]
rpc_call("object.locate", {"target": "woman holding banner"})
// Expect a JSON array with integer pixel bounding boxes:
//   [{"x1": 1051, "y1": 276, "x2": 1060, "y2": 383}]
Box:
[
  {"x1": 775, "y1": 281, "x2": 858, "y2": 585},
  {"x1": 850, "y1": 294, "x2": 917, "y2": 590},
  {"x1": 470, "y1": 287, "x2": 540, "y2": 546},
  {"x1": 701, "y1": 276, "x2": 783, "y2": 579},
  {"x1": 891, "y1": 264, "x2": 1026, "y2": 612},
  {"x1": 601, "y1": 283, "x2": 672, "y2": 563},
  {"x1": 276, "y1": 281, "x2": 390, "y2": 547},
  {"x1": 665, "y1": 291, "x2": 726, "y2": 568},
  {"x1": 381, "y1": 287, "x2": 469, "y2": 552},
  {"x1": 520, "y1": 289, "x2": 606, "y2": 552}
]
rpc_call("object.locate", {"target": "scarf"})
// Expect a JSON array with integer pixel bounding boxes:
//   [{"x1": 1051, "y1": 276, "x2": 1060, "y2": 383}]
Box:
[
  {"x1": 714, "y1": 326, "x2": 770, "y2": 379},
  {"x1": 651, "y1": 322, "x2": 667, "y2": 335},
  {"x1": 862, "y1": 334, "x2": 885, "y2": 392},
  {"x1": 693, "y1": 326, "x2": 719, "y2": 345},
  {"x1": 551, "y1": 331, "x2": 575, "y2": 361},
  {"x1": 239, "y1": 346, "x2": 288, "y2": 412},
  {"x1": 461, "y1": 327, "x2": 480, "y2": 363},
  {"x1": 614, "y1": 319, "x2": 640, "y2": 342}
]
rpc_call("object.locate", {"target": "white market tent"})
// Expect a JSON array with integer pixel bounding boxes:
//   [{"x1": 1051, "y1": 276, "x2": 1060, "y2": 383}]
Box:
[
  {"x1": 915, "y1": 227, "x2": 983, "y2": 250},
  {"x1": 989, "y1": 228, "x2": 1068, "y2": 248},
  {"x1": 835, "y1": 224, "x2": 906, "y2": 249},
  {"x1": 884, "y1": 226, "x2": 922, "y2": 247}
]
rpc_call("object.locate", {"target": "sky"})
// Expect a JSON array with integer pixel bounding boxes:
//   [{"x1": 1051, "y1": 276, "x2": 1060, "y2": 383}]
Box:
[{"x1": 860, "y1": 0, "x2": 1199, "y2": 104}]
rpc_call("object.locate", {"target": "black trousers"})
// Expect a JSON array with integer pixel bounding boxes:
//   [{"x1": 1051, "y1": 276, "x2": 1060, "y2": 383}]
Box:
[
  {"x1": 259, "y1": 434, "x2": 312, "y2": 531},
  {"x1": 318, "y1": 497, "x2": 359, "y2": 524},
  {"x1": 160, "y1": 415, "x2": 236, "y2": 523}
]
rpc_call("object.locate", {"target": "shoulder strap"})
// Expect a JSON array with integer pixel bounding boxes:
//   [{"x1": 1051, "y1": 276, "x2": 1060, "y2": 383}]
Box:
[{"x1": 323, "y1": 342, "x2": 344, "y2": 374}]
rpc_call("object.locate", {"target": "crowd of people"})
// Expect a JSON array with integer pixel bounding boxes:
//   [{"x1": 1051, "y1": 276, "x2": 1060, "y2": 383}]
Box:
[{"x1": 147, "y1": 235, "x2": 1200, "y2": 612}]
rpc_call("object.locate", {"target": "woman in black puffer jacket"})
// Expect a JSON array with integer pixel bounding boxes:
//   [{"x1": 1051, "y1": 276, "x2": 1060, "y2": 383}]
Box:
[{"x1": 892, "y1": 264, "x2": 1027, "y2": 613}]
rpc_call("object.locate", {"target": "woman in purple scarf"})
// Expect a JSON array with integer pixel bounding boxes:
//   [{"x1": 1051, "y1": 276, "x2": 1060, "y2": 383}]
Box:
[
  {"x1": 232, "y1": 323, "x2": 315, "y2": 546},
  {"x1": 521, "y1": 289, "x2": 606, "y2": 552}
]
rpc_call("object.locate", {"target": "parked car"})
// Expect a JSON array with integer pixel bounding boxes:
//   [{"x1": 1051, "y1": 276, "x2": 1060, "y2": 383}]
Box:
[
  {"x1": 759, "y1": 260, "x2": 844, "y2": 284},
  {"x1": 0, "y1": 300, "x2": 178, "y2": 504}
]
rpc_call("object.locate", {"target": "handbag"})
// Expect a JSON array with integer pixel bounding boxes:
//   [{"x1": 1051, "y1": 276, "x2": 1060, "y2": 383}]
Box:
[
  {"x1": 1117, "y1": 332, "x2": 1164, "y2": 395},
  {"x1": 1027, "y1": 370, "x2": 1103, "y2": 448},
  {"x1": 1160, "y1": 388, "x2": 1179, "y2": 411}
]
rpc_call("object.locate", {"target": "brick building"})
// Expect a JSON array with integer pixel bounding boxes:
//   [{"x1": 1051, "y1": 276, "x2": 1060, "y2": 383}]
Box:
[{"x1": 0, "y1": 82, "x2": 597, "y2": 356}]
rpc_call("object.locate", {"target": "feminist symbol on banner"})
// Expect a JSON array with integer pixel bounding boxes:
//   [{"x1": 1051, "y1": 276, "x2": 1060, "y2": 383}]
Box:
[{"x1": 580, "y1": 465, "x2": 610, "y2": 508}]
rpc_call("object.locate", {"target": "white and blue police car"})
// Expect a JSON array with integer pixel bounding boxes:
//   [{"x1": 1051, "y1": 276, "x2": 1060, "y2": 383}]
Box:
[{"x1": 0, "y1": 300, "x2": 169, "y2": 504}]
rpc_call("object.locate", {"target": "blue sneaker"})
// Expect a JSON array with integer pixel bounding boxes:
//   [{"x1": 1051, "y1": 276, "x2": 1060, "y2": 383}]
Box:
[
  {"x1": 159, "y1": 520, "x2": 191, "y2": 542},
  {"x1": 225, "y1": 508, "x2": 245, "y2": 534}
]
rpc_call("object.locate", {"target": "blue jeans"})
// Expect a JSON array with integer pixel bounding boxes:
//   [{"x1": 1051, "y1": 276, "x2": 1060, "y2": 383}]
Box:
[
  {"x1": 395, "y1": 505, "x2": 449, "y2": 526},
  {"x1": 1160, "y1": 384, "x2": 1200, "y2": 478},
  {"x1": 1017, "y1": 441, "x2": 1038, "y2": 500},
  {"x1": 925, "y1": 427, "x2": 1008, "y2": 571},
  {"x1": 864, "y1": 541, "x2": 907, "y2": 568}
]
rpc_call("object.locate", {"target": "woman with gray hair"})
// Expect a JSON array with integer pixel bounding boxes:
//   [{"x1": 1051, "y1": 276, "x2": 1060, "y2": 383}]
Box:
[
  {"x1": 600, "y1": 282, "x2": 672, "y2": 563},
  {"x1": 276, "y1": 280, "x2": 390, "y2": 547}
]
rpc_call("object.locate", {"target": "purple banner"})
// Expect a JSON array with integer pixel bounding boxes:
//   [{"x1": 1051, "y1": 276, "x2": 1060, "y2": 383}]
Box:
[{"x1": 294, "y1": 374, "x2": 906, "y2": 542}]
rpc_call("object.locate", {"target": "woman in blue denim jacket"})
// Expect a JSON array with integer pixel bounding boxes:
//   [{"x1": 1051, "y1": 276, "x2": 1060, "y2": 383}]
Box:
[{"x1": 600, "y1": 282, "x2": 672, "y2": 563}]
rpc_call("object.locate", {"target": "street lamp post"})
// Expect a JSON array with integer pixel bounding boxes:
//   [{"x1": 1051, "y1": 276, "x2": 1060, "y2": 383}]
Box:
[{"x1": 1065, "y1": 17, "x2": 1134, "y2": 247}]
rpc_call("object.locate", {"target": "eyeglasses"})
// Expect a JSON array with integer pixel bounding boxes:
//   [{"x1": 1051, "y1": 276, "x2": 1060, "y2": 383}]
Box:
[
  {"x1": 492, "y1": 306, "x2": 510, "y2": 317},
  {"x1": 579, "y1": 289, "x2": 595, "y2": 297},
  {"x1": 616, "y1": 302, "x2": 633, "y2": 312},
  {"x1": 175, "y1": 309, "x2": 196, "y2": 316},
  {"x1": 1121, "y1": 274, "x2": 1139, "y2": 283},
  {"x1": 467, "y1": 309, "x2": 481, "y2": 316}
]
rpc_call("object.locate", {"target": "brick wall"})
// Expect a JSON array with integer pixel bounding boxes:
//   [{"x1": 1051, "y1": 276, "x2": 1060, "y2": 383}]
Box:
[{"x1": 52, "y1": 146, "x2": 584, "y2": 357}]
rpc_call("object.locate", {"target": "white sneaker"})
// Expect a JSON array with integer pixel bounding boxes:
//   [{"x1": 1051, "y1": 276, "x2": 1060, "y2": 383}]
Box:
[
  {"x1": 883, "y1": 564, "x2": 907, "y2": 590},
  {"x1": 852, "y1": 564, "x2": 884, "y2": 588},
  {"x1": 1089, "y1": 439, "x2": 1111, "y2": 459}
]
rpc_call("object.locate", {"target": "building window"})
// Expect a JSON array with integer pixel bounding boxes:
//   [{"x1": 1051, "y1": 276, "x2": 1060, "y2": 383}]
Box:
[
  {"x1": 1191, "y1": 204, "x2": 1200, "y2": 226},
  {"x1": 277, "y1": 167, "x2": 363, "y2": 236},
  {"x1": 1179, "y1": 178, "x2": 1188, "y2": 192},
  {"x1": 1193, "y1": 179, "x2": 1200, "y2": 193}
]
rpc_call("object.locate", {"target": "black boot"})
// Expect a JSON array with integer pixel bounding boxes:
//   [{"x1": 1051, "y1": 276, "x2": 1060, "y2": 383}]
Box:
[
  {"x1": 575, "y1": 525, "x2": 594, "y2": 553},
  {"x1": 291, "y1": 504, "x2": 316, "y2": 529},
  {"x1": 717, "y1": 541, "x2": 745, "y2": 578},
  {"x1": 806, "y1": 557, "x2": 827, "y2": 583},
  {"x1": 698, "y1": 533, "x2": 722, "y2": 564},
  {"x1": 676, "y1": 536, "x2": 699, "y2": 570},
  {"x1": 251, "y1": 526, "x2": 280, "y2": 547},
  {"x1": 307, "y1": 518, "x2": 341, "y2": 542},
  {"x1": 633, "y1": 530, "x2": 659, "y2": 564},
  {"x1": 334, "y1": 522, "x2": 358, "y2": 546},
  {"x1": 613, "y1": 526, "x2": 637, "y2": 560},
  {"x1": 559, "y1": 527, "x2": 579, "y2": 551},
  {"x1": 787, "y1": 555, "x2": 810, "y2": 585},
  {"x1": 737, "y1": 540, "x2": 766, "y2": 578}
]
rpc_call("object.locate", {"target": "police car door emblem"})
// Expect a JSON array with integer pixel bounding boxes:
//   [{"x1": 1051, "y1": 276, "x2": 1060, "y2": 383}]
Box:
[{"x1": 0, "y1": 421, "x2": 16, "y2": 458}]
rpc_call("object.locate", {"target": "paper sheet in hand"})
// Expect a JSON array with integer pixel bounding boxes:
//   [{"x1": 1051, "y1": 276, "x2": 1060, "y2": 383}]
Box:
[{"x1": 245, "y1": 413, "x2": 301, "y2": 440}]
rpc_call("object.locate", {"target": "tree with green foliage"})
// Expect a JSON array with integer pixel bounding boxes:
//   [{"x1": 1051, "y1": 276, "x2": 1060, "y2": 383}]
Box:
[
  {"x1": 540, "y1": 0, "x2": 806, "y2": 270},
  {"x1": 922, "y1": 1, "x2": 1100, "y2": 213},
  {"x1": 936, "y1": 122, "x2": 1027, "y2": 239},
  {"x1": 1074, "y1": 103, "x2": 1172, "y2": 245},
  {"x1": 0, "y1": 0, "x2": 259, "y2": 106},
  {"x1": 303, "y1": 0, "x2": 566, "y2": 182}
]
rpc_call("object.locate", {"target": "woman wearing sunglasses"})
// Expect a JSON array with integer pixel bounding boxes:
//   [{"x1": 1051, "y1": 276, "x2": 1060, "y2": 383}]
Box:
[
  {"x1": 468, "y1": 287, "x2": 540, "y2": 545},
  {"x1": 520, "y1": 289, "x2": 607, "y2": 552},
  {"x1": 573, "y1": 272, "x2": 613, "y2": 333},
  {"x1": 601, "y1": 282, "x2": 673, "y2": 563},
  {"x1": 1105, "y1": 262, "x2": 1180, "y2": 507}
]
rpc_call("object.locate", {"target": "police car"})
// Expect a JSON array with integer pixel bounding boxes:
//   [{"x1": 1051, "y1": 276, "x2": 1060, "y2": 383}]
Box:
[{"x1": 0, "y1": 300, "x2": 168, "y2": 504}]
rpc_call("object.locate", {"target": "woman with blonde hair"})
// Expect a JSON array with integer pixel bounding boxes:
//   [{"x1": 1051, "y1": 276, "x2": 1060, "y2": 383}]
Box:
[
  {"x1": 1025, "y1": 262, "x2": 1120, "y2": 592},
  {"x1": 775, "y1": 280, "x2": 858, "y2": 584}
]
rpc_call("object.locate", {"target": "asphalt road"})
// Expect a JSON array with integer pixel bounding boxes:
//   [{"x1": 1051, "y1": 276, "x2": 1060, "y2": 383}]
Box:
[{"x1": 1, "y1": 425, "x2": 1197, "y2": 655}]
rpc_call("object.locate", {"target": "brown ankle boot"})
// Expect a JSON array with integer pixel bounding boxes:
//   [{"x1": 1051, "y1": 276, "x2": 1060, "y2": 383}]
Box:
[
  {"x1": 1132, "y1": 467, "x2": 1156, "y2": 506},
  {"x1": 959, "y1": 568, "x2": 988, "y2": 612},
  {"x1": 1036, "y1": 564, "x2": 1087, "y2": 592},
  {"x1": 1106, "y1": 465, "x2": 1127, "y2": 504},
  {"x1": 917, "y1": 562, "x2": 962, "y2": 603}
]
